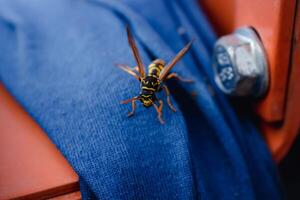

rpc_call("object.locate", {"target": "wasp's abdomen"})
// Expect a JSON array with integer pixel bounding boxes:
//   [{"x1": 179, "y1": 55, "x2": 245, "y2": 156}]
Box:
[
  {"x1": 148, "y1": 64, "x2": 162, "y2": 77},
  {"x1": 148, "y1": 59, "x2": 165, "y2": 77}
]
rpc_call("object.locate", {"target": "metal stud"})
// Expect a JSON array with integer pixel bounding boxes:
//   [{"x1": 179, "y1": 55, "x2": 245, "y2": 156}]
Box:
[{"x1": 212, "y1": 27, "x2": 269, "y2": 97}]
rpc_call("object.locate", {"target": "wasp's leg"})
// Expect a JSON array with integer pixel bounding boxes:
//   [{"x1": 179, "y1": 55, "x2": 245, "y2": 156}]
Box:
[
  {"x1": 133, "y1": 66, "x2": 139, "y2": 73},
  {"x1": 166, "y1": 73, "x2": 194, "y2": 83},
  {"x1": 115, "y1": 64, "x2": 141, "y2": 81},
  {"x1": 162, "y1": 85, "x2": 176, "y2": 112},
  {"x1": 120, "y1": 96, "x2": 138, "y2": 117},
  {"x1": 127, "y1": 99, "x2": 137, "y2": 117},
  {"x1": 120, "y1": 65, "x2": 140, "y2": 73},
  {"x1": 153, "y1": 100, "x2": 165, "y2": 124}
]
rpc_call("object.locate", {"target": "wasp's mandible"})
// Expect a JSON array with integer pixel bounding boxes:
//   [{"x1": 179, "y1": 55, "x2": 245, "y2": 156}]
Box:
[{"x1": 117, "y1": 27, "x2": 194, "y2": 124}]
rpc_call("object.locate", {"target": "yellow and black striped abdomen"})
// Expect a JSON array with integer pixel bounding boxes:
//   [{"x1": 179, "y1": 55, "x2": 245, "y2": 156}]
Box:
[{"x1": 147, "y1": 59, "x2": 165, "y2": 77}]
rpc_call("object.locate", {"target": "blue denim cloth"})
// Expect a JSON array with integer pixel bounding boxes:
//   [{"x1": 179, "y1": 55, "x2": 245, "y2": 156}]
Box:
[{"x1": 0, "y1": 0, "x2": 282, "y2": 199}]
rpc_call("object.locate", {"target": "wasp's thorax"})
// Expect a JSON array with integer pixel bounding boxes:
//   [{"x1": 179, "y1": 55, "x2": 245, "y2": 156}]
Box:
[
  {"x1": 139, "y1": 59, "x2": 165, "y2": 107},
  {"x1": 139, "y1": 76, "x2": 159, "y2": 107}
]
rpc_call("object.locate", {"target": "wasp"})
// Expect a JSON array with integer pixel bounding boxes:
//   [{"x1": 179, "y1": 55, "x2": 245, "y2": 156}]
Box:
[{"x1": 117, "y1": 27, "x2": 194, "y2": 124}]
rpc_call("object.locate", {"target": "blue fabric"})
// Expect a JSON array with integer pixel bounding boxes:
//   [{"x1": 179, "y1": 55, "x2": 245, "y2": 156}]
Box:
[{"x1": 0, "y1": 0, "x2": 282, "y2": 199}]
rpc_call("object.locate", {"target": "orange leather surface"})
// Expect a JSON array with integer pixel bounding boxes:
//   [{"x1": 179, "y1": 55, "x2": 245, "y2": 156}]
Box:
[
  {"x1": 49, "y1": 192, "x2": 82, "y2": 200},
  {"x1": 261, "y1": 2, "x2": 300, "y2": 161},
  {"x1": 0, "y1": 84, "x2": 80, "y2": 199},
  {"x1": 199, "y1": 0, "x2": 299, "y2": 161}
]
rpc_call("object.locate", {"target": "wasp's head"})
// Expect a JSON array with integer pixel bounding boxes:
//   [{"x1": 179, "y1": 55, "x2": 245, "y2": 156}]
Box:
[
  {"x1": 140, "y1": 98, "x2": 153, "y2": 107},
  {"x1": 139, "y1": 90, "x2": 155, "y2": 107}
]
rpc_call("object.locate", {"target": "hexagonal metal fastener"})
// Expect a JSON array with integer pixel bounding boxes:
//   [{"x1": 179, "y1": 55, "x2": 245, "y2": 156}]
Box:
[{"x1": 212, "y1": 27, "x2": 269, "y2": 97}]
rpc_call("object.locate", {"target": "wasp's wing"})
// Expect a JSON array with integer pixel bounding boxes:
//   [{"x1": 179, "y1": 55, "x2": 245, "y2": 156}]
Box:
[
  {"x1": 115, "y1": 64, "x2": 140, "y2": 80},
  {"x1": 159, "y1": 40, "x2": 194, "y2": 81},
  {"x1": 126, "y1": 27, "x2": 146, "y2": 78}
]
